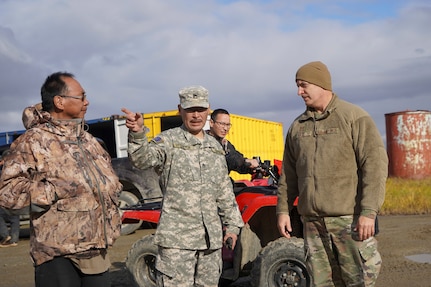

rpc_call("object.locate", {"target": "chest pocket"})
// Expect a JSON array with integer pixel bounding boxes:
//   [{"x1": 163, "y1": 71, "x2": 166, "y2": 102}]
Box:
[{"x1": 170, "y1": 144, "x2": 202, "y2": 182}]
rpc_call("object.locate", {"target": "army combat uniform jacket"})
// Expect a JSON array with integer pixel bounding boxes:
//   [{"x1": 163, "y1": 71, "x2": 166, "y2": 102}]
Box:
[
  {"x1": 128, "y1": 125, "x2": 244, "y2": 250},
  {"x1": 0, "y1": 106, "x2": 122, "y2": 266}
]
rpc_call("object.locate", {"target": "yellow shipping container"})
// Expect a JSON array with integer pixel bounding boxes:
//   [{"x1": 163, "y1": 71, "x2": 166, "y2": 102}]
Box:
[{"x1": 142, "y1": 110, "x2": 284, "y2": 181}]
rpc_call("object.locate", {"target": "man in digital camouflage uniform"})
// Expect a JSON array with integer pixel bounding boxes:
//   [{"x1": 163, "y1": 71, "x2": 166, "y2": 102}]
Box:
[
  {"x1": 276, "y1": 61, "x2": 388, "y2": 286},
  {"x1": 122, "y1": 86, "x2": 244, "y2": 287}
]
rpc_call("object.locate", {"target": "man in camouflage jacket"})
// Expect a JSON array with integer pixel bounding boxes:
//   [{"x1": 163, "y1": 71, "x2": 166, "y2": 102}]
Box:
[
  {"x1": 0, "y1": 72, "x2": 122, "y2": 287},
  {"x1": 122, "y1": 86, "x2": 244, "y2": 287}
]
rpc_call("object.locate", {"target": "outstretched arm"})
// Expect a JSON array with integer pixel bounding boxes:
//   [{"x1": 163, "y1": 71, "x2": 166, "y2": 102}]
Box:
[{"x1": 121, "y1": 108, "x2": 144, "y2": 133}]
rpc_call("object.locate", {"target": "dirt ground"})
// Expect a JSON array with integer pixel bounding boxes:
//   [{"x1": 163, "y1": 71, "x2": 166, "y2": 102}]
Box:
[{"x1": 1, "y1": 215, "x2": 430, "y2": 287}]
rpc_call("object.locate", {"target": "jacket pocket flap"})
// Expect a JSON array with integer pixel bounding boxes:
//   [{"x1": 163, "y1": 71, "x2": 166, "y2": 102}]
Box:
[{"x1": 57, "y1": 196, "x2": 99, "y2": 211}]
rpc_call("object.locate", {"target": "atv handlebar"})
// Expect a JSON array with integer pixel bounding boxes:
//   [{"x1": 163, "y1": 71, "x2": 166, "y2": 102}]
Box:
[{"x1": 251, "y1": 157, "x2": 280, "y2": 185}]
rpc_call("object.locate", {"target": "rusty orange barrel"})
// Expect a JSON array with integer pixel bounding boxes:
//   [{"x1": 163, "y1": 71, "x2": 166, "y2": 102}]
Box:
[{"x1": 385, "y1": 110, "x2": 431, "y2": 179}]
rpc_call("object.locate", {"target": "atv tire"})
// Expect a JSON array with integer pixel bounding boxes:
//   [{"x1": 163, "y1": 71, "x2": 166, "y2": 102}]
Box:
[
  {"x1": 126, "y1": 234, "x2": 158, "y2": 287},
  {"x1": 250, "y1": 237, "x2": 311, "y2": 287},
  {"x1": 119, "y1": 191, "x2": 142, "y2": 235}
]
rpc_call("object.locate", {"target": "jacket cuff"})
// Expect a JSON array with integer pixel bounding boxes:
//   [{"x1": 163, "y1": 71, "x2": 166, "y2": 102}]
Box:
[
  {"x1": 225, "y1": 226, "x2": 241, "y2": 235},
  {"x1": 128, "y1": 129, "x2": 147, "y2": 140},
  {"x1": 360, "y1": 209, "x2": 377, "y2": 219}
]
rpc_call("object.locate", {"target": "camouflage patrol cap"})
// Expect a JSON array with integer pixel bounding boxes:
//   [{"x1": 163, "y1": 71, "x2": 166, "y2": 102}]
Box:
[{"x1": 178, "y1": 86, "x2": 209, "y2": 109}]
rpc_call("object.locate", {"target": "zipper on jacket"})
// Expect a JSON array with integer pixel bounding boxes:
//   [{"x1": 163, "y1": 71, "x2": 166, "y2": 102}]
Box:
[
  {"x1": 77, "y1": 137, "x2": 109, "y2": 247},
  {"x1": 312, "y1": 116, "x2": 318, "y2": 211}
]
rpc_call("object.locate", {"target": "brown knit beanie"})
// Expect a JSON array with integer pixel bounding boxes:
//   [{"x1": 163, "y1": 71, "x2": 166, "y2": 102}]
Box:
[{"x1": 295, "y1": 61, "x2": 332, "y2": 91}]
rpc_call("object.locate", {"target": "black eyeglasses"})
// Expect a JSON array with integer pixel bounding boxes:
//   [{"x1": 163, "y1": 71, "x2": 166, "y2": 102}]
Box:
[
  {"x1": 59, "y1": 93, "x2": 87, "y2": 102},
  {"x1": 214, "y1": 121, "x2": 232, "y2": 128}
]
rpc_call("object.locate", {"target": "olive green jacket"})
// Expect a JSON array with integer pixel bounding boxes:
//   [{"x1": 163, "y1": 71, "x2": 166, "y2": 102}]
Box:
[{"x1": 277, "y1": 94, "x2": 388, "y2": 218}]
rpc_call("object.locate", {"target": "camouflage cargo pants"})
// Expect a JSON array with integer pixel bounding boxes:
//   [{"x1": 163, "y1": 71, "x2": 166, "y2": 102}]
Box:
[
  {"x1": 303, "y1": 215, "x2": 381, "y2": 287},
  {"x1": 156, "y1": 246, "x2": 222, "y2": 287}
]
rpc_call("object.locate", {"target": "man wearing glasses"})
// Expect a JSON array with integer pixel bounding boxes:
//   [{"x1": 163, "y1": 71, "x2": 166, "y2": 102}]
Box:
[
  {"x1": 0, "y1": 72, "x2": 122, "y2": 287},
  {"x1": 208, "y1": 108, "x2": 259, "y2": 174}
]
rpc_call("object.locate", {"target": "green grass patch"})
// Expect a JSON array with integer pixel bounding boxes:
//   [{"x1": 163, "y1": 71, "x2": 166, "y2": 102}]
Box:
[{"x1": 380, "y1": 177, "x2": 431, "y2": 215}]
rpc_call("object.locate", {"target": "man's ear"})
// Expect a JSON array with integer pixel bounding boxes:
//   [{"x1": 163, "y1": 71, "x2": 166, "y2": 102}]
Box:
[
  {"x1": 209, "y1": 118, "x2": 215, "y2": 128},
  {"x1": 53, "y1": 95, "x2": 64, "y2": 111}
]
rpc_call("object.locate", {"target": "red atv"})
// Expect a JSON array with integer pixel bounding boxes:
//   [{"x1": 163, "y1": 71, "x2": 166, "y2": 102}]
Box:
[{"x1": 122, "y1": 160, "x2": 310, "y2": 287}]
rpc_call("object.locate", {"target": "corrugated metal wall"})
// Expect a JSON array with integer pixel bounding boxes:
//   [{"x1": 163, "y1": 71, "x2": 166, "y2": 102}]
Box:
[
  {"x1": 385, "y1": 110, "x2": 431, "y2": 179},
  {"x1": 143, "y1": 110, "x2": 180, "y2": 141},
  {"x1": 226, "y1": 114, "x2": 284, "y2": 180}
]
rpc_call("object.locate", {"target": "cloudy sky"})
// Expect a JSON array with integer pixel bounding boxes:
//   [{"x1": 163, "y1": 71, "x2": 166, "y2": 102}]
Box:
[{"x1": 0, "y1": 0, "x2": 430, "y2": 143}]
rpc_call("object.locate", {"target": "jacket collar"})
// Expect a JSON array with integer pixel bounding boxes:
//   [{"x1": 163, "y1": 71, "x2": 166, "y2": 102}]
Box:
[{"x1": 299, "y1": 93, "x2": 338, "y2": 122}]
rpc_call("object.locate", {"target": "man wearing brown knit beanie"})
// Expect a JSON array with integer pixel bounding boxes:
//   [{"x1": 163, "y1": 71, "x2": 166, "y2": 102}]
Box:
[{"x1": 276, "y1": 61, "x2": 388, "y2": 286}]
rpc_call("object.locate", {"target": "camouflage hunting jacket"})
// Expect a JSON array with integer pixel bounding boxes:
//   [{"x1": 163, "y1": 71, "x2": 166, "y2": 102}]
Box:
[
  {"x1": 0, "y1": 105, "x2": 122, "y2": 266},
  {"x1": 128, "y1": 125, "x2": 244, "y2": 250}
]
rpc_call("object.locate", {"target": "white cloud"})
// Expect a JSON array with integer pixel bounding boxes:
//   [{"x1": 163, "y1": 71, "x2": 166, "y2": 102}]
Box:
[{"x1": 0, "y1": 0, "x2": 430, "y2": 143}]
